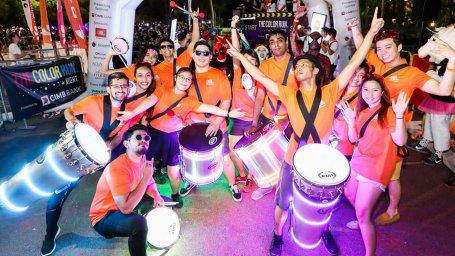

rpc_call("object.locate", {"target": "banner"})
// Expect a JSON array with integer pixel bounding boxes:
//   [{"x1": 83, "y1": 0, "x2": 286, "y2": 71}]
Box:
[
  {"x1": 0, "y1": 57, "x2": 86, "y2": 120},
  {"x1": 242, "y1": 12, "x2": 294, "y2": 46},
  {"x1": 20, "y1": 0, "x2": 40, "y2": 43},
  {"x1": 57, "y1": 0, "x2": 67, "y2": 48},
  {"x1": 63, "y1": 0, "x2": 88, "y2": 50},
  {"x1": 39, "y1": 0, "x2": 53, "y2": 47}
]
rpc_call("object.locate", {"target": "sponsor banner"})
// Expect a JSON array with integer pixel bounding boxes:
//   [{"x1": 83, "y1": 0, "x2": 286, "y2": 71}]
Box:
[
  {"x1": 63, "y1": 0, "x2": 88, "y2": 50},
  {"x1": 39, "y1": 0, "x2": 53, "y2": 46},
  {"x1": 0, "y1": 57, "x2": 86, "y2": 120},
  {"x1": 20, "y1": 0, "x2": 39, "y2": 43},
  {"x1": 57, "y1": 0, "x2": 67, "y2": 48},
  {"x1": 242, "y1": 12, "x2": 294, "y2": 45}
]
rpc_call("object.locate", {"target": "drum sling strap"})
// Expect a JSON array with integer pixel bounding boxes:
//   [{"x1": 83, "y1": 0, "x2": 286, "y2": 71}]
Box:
[
  {"x1": 173, "y1": 60, "x2": 177, "y2": 87},
  {"x1": 125, "y1": 91, "x2": 147, "y2": 103},
  {"x1": 268, "y1": 59, "x2": 293, "y2": 116},
  {"x1": 293, "y1": 86, "x2": 322, "y2": 144},
  {"x1": 100, "y1": 95, "x2": 126, "y2": 141},
  {"x1": 147, "y1": 94, "x2": 189, "y2": 122},
  {"x1": 358, "y1": 109, "x2": 381, "y2": 139},
  {"x1": 334, "y1": 93, "x2": 358, "y2": 119},
  {"x1": 193, "y1": 76, "x2": 218, "y2": 118}
]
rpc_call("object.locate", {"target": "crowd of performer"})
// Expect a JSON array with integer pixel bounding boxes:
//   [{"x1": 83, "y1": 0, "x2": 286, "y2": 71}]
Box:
[{"x1": 37, "y1": 6, "x2": 455, "y2": 256}]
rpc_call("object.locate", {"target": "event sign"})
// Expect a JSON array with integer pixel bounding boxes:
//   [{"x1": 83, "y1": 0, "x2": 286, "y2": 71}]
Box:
[
  {"x1": 20, "y1": 0, "x2": 39, "y2": 43},
  {"x1": 0, "y1": 57, "x2": 85, "y2": 120},
  {"x1": 242, "y1": 12, "x2": 294, "y2": 45}
]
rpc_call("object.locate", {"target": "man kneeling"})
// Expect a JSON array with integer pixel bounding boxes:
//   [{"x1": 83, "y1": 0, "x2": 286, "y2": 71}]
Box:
[{"x1": 89, "y1": 124, "x2": 164, "y2": 256}]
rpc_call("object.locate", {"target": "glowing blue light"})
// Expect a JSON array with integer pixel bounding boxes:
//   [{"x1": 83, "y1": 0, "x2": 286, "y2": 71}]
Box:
[
  {"x1": 293, "y1": 205, "x2": 332, "y2": 226},
  {"x1": 22, "y1": 164, "x2": 53, "y2": 197},
  {"x1": 0, "y1": 182, "x2": 28, "y2": 212},
  {"x1": 290, "y1": 227, "x2": 322, "y2": 249},
  {"x1": 46, "y1": 146, "x2": 78, "y2": 182}
]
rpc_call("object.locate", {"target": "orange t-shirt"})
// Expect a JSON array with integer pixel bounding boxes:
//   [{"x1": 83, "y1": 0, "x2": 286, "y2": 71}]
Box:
[
  {"x1": 146, "y1": 87, "x2": 202, "y2": 133},
  {"x1": 333, "y1": 91, "x2": 359, "y2": 156},
  {"x1": 232, "y1": 67, "x2": 256, "y2": 121},
  {"x1": 69, "y1": 95, "x2": 125, "y2": 138},
  {"x1": 257, "y1": 53, "x2": 298, "y2": 119},
  {"x1": 367, "y1": 50, "x2": 431, "y2": 121},
  {"x1": 153, "y1": 49, "x2": 192, "y2": 89},
  {"x1": 89, "y1": 153, "x2": 146, "y2": 226},
  {"x1": 186, "y1": 67, "x2": 232, "y2": 132},
  {"x1": 350, "y1": 106, "x2": 398, "y2": 186},
  {"x1": 125, "y1": 93, "x2": 149, "y2": 112},
  {"x1": 278, "y1": 79, "x2": 340, "y2": 164},
  {"x1": 120, "y1": 64, "x2": 136, "y2": 81}
]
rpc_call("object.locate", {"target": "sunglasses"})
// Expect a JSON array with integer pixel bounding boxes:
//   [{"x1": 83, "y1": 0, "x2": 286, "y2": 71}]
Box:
[
  {"x1": 135, "y1": 134, "x2": 151, "y2": 142},
  {"x1": 160, "y1": 44, "x2": 174, "y2": 50},
  {"x1": 195, "y1": 50, "x2": 211, "y2": 57}
]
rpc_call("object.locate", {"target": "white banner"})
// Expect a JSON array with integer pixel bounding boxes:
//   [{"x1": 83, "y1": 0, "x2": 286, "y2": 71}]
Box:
[{"x1": 87, "y1": 0, "x2": 143, "y2": 95}]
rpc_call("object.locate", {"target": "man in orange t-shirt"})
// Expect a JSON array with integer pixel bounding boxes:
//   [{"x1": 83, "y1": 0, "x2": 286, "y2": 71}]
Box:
[
  {"x1": 227, "y1": 9, "x2": 384, "y2": 255},
  {"x1": 40, "y1": 72, "x2": 132, "y2": 256},
  {"x1": 90, "y1": 124, "x2": 164, "y2": 256},
  {"x1": 350, "y1": 20, "x2": 455, "y2": 225}
]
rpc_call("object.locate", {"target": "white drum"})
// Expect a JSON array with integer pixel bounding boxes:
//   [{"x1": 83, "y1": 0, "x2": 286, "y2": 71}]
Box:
[
  {"x1": 0, "y1": 123, "x2": 110, "y2": 212},
  {"x1": 111, "y1": 37, "x2": 130, "y2": 55},
  {"x1": 146, "y1": 207, "x2": 180, "y2": 249},
  {"x1": 291, "y1": 144, "x2": 350, "y2": 249}
]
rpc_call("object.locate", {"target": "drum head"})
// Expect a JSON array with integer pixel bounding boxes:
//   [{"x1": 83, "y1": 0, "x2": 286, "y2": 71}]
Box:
[
  {"x1": 74, "y1": 123, "x2": 110, "y2": 165},
  {"x1": 127, "y1": 81, "x2": 137, "y2": 98},
  {"x1": 111, "y1": 38, "x2": 129, "y2": 54},
  {"x1": 179, "y1": 123, "x2": 222, "y2": 151},
  {"x1": 293, "y1": 144, "x2": 349, "y2": 186},
  {"x1": 146, "y1": 207, "x2": 180, "y2": 249}
]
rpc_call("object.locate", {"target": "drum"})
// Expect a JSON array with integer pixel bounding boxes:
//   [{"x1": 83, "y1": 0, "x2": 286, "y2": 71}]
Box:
[
  {"x1": 290, "y1": 144, "x2": 350, "y2": 248},
  {"x1": 179, "y1": 123, "x2": 224, "y2": 185},
  {"x1": 0, "y1": 123, "x2": 110, "y2": 212},
  {"x1": 111, "y1": 37, "x2": 130, "y2": 55},
  {"x1": 146, "y1": 207, "x2": 180, "y2": 249},
  {"x1": 234, "y1": 121, "x2": 289, "y2": 188}
]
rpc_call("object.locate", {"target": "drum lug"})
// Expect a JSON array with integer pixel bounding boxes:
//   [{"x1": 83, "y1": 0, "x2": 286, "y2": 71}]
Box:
[
  {"x1": 65, "y1": 153, "x2": 72, "y2": 159},
  {"x1": 79, "y1": 164, "x2": 86, "y2": 172},
  {"x1": 69, "y1": 159, "x2": 79, "y2": 166}
]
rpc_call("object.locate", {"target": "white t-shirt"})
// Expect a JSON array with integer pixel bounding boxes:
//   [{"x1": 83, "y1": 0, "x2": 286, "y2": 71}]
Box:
[
  {"x1": 276, "y1": 0, "x2": 287, "y2": 11},
  {"x1": 8, "y1": 43, "x2": 21, "y2": 60},
  {"x1": 321, "y1": 39, "x2": 339, "y2": 65}
]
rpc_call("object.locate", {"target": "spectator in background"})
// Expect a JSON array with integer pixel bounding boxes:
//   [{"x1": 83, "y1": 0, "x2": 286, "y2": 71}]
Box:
[
  {"x1": 176, "y1": 31, "x2": 191, "y2": 56},
  {"x1": 8, "y1": 32, "x2": 28, "y2": 61},
  {"x1": 321, "y1": 27, "x2": 340, "y2": 78}
]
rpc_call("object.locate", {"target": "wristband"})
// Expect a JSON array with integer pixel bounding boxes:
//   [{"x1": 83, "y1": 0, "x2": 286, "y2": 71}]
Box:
[
  {"x1": 231, "y1": 27, "x2": 236, "y2": 30},
  {"x1": 447, "y1": 67, "x2": 455, "y2": 72},
  {"x1": 396, "y1": 116, "x2": 403, "y2": 119}
]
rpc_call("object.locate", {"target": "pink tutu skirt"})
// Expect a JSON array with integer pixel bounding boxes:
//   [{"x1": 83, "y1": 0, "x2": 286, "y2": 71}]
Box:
[{"x1": 418, "y1": 95, "x2": 455, "y2": 114}]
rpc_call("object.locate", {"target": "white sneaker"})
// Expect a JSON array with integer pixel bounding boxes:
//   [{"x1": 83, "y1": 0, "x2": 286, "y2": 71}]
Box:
[
  {"x1": 346, "y1": 220, "x2": 359, "y2": 230},
  {"x1": 251, "y1": 187, "x2": 273, "y2": 200}
]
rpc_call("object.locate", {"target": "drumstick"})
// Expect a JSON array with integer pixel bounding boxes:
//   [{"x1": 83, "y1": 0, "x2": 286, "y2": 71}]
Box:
[{"x1": 162, "y1": 201, "x2": 179, "y2": 206}]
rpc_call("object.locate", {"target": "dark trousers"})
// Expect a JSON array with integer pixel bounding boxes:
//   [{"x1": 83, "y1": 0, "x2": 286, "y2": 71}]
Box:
[{"x1": 45, "y1": 178, "x2": 82, "y2": 237}]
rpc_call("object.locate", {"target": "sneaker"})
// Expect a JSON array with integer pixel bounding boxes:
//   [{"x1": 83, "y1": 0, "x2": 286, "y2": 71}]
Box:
[
  {"x1": 424, "y1": 152, "x2": 442, "y2": 165},
  {"x1": 251, "y1": 187, "x2": 273, "y2": 201},
  {"x1": 179, "y1": 180, "x2": 196, "y2": 197},
  {"x1": 406, "y1": 139, "x2": 430, "y2": 153},
  {"x1": 41, "y1": 225, "x2": 61, "y2": 256},
  {"x1": 230, "y1": 185, "x2": 242, "y2": 202},
  {"x1": 375, "y1": 212, "x2": 400, "y2": 226},
  {"x1": 321, "y1": 231, "x2": 339, "y2": 255},
  {"x1": 269, "y1": 234, "x2": 283, "y2": 256},
  {"x1": 171, "y1": 194, "x2": 183, "y2": 209},
  {"x1": 243, "y1": 178, "x2": 255, "y2": 193},
  {"x1": 346, "y1": 220, "x2": 359, "y2": 230},
  {"x1": 234, "y1": 175, "x2": 248, "y2": 184}
]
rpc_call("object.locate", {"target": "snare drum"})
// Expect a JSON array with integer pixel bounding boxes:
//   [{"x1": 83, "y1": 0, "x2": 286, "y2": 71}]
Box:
[
  {"x1": 290, "y1": 143, "x2": 350, "y2": 249},
  {"x1": 146, "y1": 207, "x2": 180, "y2": 249},
  {"x1": 179, "y1": 123, "x2": 224, "y2": 185},
  {"x1": 111, "y1": 37, "x2": 130, "y2": 55},
  {"x1": 234, "y1": 121, "x2": 289, "y2": 188},
  {"x1": 0, "y1": 123, "x2": 110, "y2": 212}
]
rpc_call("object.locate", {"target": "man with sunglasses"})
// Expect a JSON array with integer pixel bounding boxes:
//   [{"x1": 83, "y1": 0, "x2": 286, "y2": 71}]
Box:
[
  {"x1": 153, "y1": 9, "x2": 201, "y2": 89},
  {"x1": 40, "y1": 72, "x2": 133, "y2": 256},
  {"x1": 90, "y1": 124, "x2": 164, "y2": 256},
  {"x1": 181, "y1": 40, "x2": 242, "y2": 201}
]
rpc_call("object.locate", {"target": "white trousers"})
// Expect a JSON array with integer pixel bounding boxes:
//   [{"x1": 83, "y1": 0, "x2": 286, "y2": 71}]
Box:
[{"x1": 423, "y1": 113, "x2": 453, "y2": 152}]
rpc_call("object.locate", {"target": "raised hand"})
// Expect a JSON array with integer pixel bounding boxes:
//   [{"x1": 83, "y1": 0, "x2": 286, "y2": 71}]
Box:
[
  {"x1": 391, "y1": 91, "x2": 410, "y2": 118},
  {"x1": 338, "y1": 100, "x2": 356, "y2": 125},
  {"x1": 295, "y1": 5, "x2": 307, "y2": 20},
  {"x1": 369, "y1": 7, "x2": 384, "y2": 35},
  {"x1": 226, "y1": 40, "x2": 242, "y2": 59},
  {"x1": 231, "y1": 15, "x2": 240, "y2": 29},
  {"x1": 191, "y1": 8, "x2": 200, "y2": 20},
  {"x1": 347, "y1": 17, "x2": 360, "y2": 29}
]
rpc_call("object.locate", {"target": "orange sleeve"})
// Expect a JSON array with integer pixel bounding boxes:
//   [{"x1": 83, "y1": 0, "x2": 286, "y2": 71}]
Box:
[
  {"x1": 121, "y1": 64, "x2": 136, "y2": 81},
  {"x1": 176, "y1": 48, "x2": 192, "y2": 68},
  {"x1": 232, "y1": 66, "x2": 243, "y2": 90},
  {"x1": 176, "y1": 97, "x2": 202, "y2": 118},
  {"x1": 218, "y1": 71, "x2": 232, "y2": 101},
  {"x1": 409, "y1": 67, "x2": 431, "y2": 89},
  {"x1": 277, "y1": 84, "x2": 294, "y2": 108},
  {"x1": 108, "y1": 161, "x2": 132, "y2": 196},
  {"x1": 366, "y1": 50, "x2": 381, "y2": 67},
  {"x1": 152, "y1": 86, "x2": 165, "y2": 99},
  {"x1": 327, "y1": 79, "x2": 340, "y2": 103},
  {"x1": 69, "y1": 96, "x2": 96, "y2": 115}
]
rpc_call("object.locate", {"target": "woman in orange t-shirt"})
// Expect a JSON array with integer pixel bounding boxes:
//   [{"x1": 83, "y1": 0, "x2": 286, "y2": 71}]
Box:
[
  {"x1": 118, "y1": 67, "x2": 245, "y2": 207},
  {"x1": 339, "y1": 75, "x2": 409, "y2": 256},
  {"x1": 331, "y1": 61, "x2": 368, "y2": 159}
]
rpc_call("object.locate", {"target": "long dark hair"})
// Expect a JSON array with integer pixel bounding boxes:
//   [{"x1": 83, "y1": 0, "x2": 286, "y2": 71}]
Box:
[
  {"x1": 356, "y1": 74, "x2": 391, "y2": 128},
  {"x1": 134, "y1": 62, "x2": 156, "y2": 96}
]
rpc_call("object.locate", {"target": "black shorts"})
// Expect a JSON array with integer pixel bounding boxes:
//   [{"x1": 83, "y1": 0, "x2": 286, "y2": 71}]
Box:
[
  {"x1": 230, "y1": 119, "x2": 254, "y2": 136},
  {"x1": 146, "y1": 126, "x2": 181, "y2": 166}
]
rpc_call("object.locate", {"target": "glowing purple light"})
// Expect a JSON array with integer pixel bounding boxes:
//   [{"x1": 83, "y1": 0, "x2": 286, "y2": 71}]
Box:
[
  {"x1": 293, "y1": 204, "x2": 332, "y2": 226},
  {"x1": 292, "y1": 184, "x2": 340, "y2": 208},
  {"x1": 290, "y1": 228, "x2": 322, "y2": 249}
]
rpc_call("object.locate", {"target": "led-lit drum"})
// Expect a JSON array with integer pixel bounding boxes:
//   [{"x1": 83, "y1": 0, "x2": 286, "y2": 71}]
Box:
[
  {"x1": 179, "y1": 123, "x2": 224, "y2": 185},
  {"x1": 234, "y1": 121, "x2": 289, "y2": 188},
  {"x1": 291, "y1": 144, "x2": 350, "y2": 249},
  {"x1": 0, "y1": 123, "x2": 110, "y2": 212},
  {"x1": 146, "y1": 207, "x2": 180, "y2": 249}
]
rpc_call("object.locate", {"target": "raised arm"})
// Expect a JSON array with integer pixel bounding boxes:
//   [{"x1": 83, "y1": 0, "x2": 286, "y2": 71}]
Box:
[
  {"x1": 290, "y1": 6, "x2": 307, "y2": 57},
  {"x1": 348, "y1": 17, "x2": 363, "y2": 49},
  {"x1": 187, "y1": 9, "x2": 201, "y2": 53},
  {"x1": 337, "y1": 7, "x2": 384, "y2": 92},
  {"x1": 230, "y1": 15, "x2": 241, "y2": 68},
  {"x1": 420, "y1": 44, "x2": 455, "y2": 96},
  {"x1": 227, "y1": 42, "x2": 279, "y2": 96},
  {"x1": 101, "y1": 49, "x2": 124, "y2": 75},
  {"x1": 390, "y1": 92, "x2": 409, "y2": 146}
]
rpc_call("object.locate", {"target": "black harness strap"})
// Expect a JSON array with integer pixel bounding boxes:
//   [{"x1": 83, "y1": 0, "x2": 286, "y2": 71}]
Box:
[
  {"x1": 359, "y1": 108, "x2": 381, "y2": 139},
  {"x1": 382, "y1": 63, "x2": 408, "y2": 78},
  {"x1": 268, "y1": 58, "x2": 293, "y2": 116},
  {"x1": 147, "y1": 94, "x2": 188, "y2": 122},
  {"x1": 193, "y1": 76, "x2": 213, "y2": 118},
  {"x1": 294, "y1": 86, "x2": 322, "y2": 144},
  {"x1": 100, "y1": 95, "x2": 126, "y2": 141},
  {"x1": 334, "y1": 93, "x2": 358, "y2": 119},
  {"x1": 124, "y1": 91, "x2": 147, "y2": 103},
  {"x1": 173, "y1": 60, "x2": 177, "y2": 87}
]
